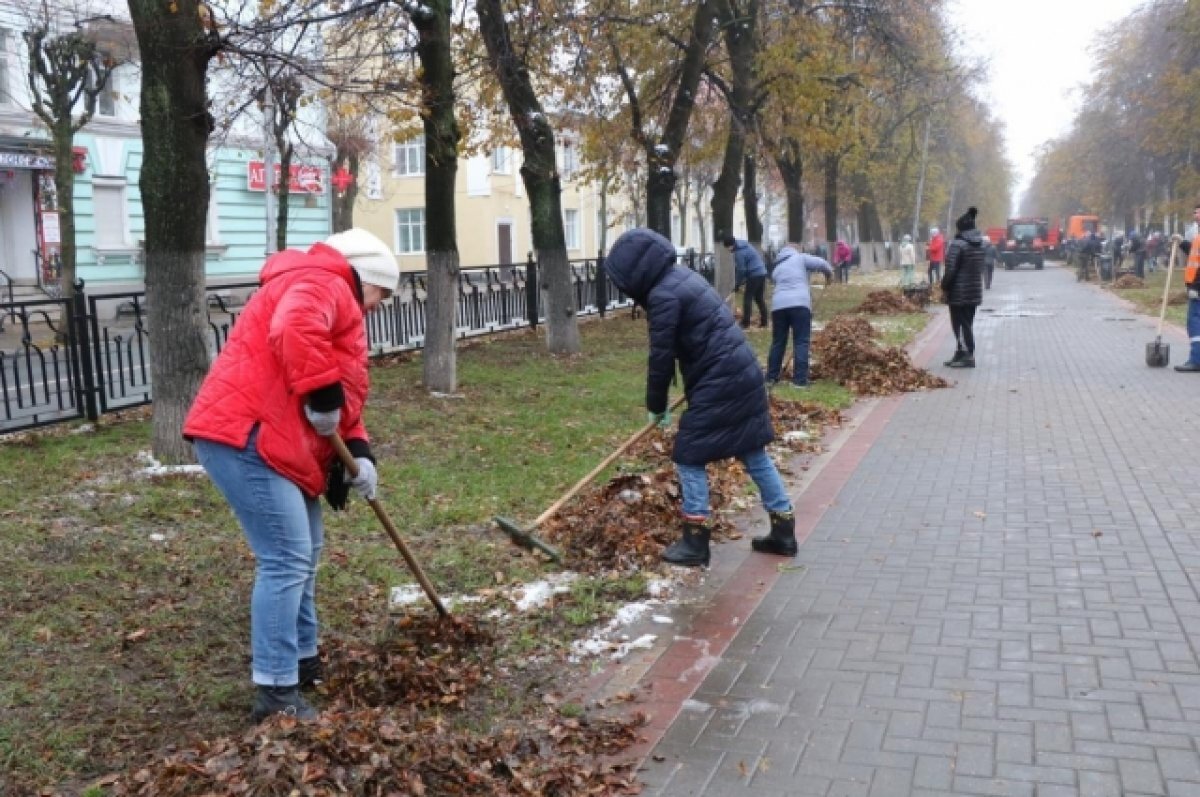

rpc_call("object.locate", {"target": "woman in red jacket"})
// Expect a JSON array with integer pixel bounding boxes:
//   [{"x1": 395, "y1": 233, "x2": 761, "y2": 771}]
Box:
[{"x1": 183, "y1": 228, "x2": 399, "y2": 722}]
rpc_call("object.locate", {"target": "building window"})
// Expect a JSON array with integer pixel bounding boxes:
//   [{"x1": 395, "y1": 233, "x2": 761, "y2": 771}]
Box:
[
  {"x1": 97, "y1": 69, "x2": 116, "y2": 116},
  {"x1": 491, "y1": 147, "x2": 510, "y2": 175},
  {"x1": 559, "y1": 141, "x2": 577, "y2": 180},
  {"x1": 393, "y1": 137, "x2": 424, "y2": 177},
  {"x1": 93, "y1": 181, "x2": 127, "y2": 248},
  {"x1": 205, "y1": 192, "x2": 220, "y2": 245},
  {"x1": 0, "y1": 28, "x2": 11, "y2": 105},
  {"x1": 395, "y1": 208, "x2": 425, "y2": 254},
  {"x1": 564, "y1": 208, "x2": 580, "y2": 250}
]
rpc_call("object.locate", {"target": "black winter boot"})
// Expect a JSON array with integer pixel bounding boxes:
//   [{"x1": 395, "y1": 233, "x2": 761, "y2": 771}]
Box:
[
  {"x1": 299, "y1": 655, "x2": 324, "y2": 689},
  {"x1": 948, "y1": 354, "x2": 975, "y2": 368},
  {"x1": 943, "y1": 350, "x2": 966, "y2": 367},
  {"x1": 661, "y1": 518, "x2": 712, "y2": 568},
  {"x1": 252, "y1": 685, "x2": 319, "y2": 722},
  {"x1": 752, "y1": 511, "x2": 798, "y2": 556}
]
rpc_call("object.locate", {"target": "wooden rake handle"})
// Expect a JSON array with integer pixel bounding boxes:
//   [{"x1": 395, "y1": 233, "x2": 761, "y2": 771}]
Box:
[
  {"x1": 532, "y1": 393, "x2": 688, "y2": 529},
  {"x1": 1157, "y1": 240, "x2": 1180, "y2": 337},
  {"x1": 331, "y1": 433, "x2": 449, "y2": 618}
]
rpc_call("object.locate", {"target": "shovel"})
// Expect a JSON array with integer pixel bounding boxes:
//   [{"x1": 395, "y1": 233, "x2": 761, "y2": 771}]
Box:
[
  {"x1": 494, "y1": 393, "x2": 688, "y2": 561},
  {"x1": 1146, "y1": 239, "x2": 1180, "y2": 368},
  {"x1": 330, "y1": 433, "x2": 450, "y2": 618}
]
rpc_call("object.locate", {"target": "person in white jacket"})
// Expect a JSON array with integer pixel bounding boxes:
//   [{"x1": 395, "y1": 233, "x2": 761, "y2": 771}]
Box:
[
  {"x1": 766, "y1": 244, "x2": 834, "y2": 387},
  {"x1": 898, "y1": 234, "x2": 917, "y2": 287}
]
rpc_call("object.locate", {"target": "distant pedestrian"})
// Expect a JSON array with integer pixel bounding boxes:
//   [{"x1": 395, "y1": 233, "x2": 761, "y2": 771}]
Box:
[
  {"x1": 602, "y1": 228, "x2": 798, "y2": 567},
  {"x1": 1129, "y1": 230, "x2": 1145, "y2": 278},
  {"x1": 927, "y1": 227, "x2": 945, "y2": 285},
  {"x1": 941, "y1": 207, "x2": 985, "y2": 368},
  {"x1": 834, "y1": 239, "x2": 853, "y2": 284},
  {"x1": 898, "y1": 234, "x2": 917, "y2": 287},
  {"x1": 765, "y1": 243, "x2": 833, "y2": 389},
  {"x1": 982, "y1": 235, "x2": 998, "y2": 290},
  {"x1": 724, "y1": 235, "x2": 769, "y2": 329}
]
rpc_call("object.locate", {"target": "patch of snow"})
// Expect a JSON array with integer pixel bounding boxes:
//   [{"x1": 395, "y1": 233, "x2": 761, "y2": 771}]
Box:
[
  {"x1": 646, "y1": 578, "x2": 673, "y2": 598},
  {"x1": 135, "y1": 450, "x2": 205, "y2": 478},
  {"x1": 70, "y1": 424, "x2": 94, "y2": 434},
  {"x1": 429, "y1": 391, "x2": 465, "y2": 399},
  {"x1": 511, "y1": 572, "x2": 577, "y2": 611},
  {"x1": 651, "y1": 615, "x2": 674, "y2": 624},
  {"x1": 609, "y1": 633, "x2": 656, "y2": 660},
  {"x1": 149, "y1": 533, "x2": 166, "y2": 542},
  {"x1": 681, "y1": 698, "x2": 711, "y2": 712},
  {"x1": 783, "y1": 430, "x2": 812, "y2": 443}
]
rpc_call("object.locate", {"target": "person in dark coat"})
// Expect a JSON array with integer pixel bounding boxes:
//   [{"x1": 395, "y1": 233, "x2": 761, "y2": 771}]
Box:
[
  {"x1": 982, "y1": 234, "x2": 998, "y2": 290},
  {"x1": 723, "y1": 234, "x2": 769, "y2": 329},
  {"x1": 603, "y1": 228, "x2": 797, "y2": 567},
  {"x1": 941, "y1": 207, "x2": 985, "y2": 368}
]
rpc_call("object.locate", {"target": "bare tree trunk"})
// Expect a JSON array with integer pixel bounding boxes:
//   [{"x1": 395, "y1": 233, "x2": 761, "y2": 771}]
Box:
[
  {"x1": 743, "y1": 155, "x2": 762, "y2": 245},
  {"x1": 823, "y1": 154, "x2": 839, "y2": 243},
  {"x1": 129, "y1": 0, "x2": 218, "y2": 463},
  {"x1": 52, "y1": 127, "x2": 77, "y2": 300},
  {"x1": 777, "y1": 146, "x2": 805, "y2": 243},
  {"x1": 414, "y1": 0, "x2": 460, "y2": 393},
  {"x1": 276, "y1": 143, "x2": 293, "y2": 251},
  {"x1": 476, "y1": 0, "x2": 579, "y2": 354}
]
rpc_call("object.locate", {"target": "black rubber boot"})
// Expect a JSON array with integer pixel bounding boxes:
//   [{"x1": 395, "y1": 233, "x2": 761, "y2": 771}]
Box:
[
  {"x1": 661, "y1": 519, "x2": 711, "y2": 568},
  {"x1": 299, "y1": 655, "x2": 324, "y2": 689},
  {"x1": 1176, "y1": 362, "x2": 1200, "y2": 372},
  {"x1": 948, "y1": 355, "x2": 976, "y2": 368},
  {"x1": 251, "y1": 686, "x2": 319, "y2": 722},
  {"x1": 752, "y1": 511, "x2": 797, "y2": 556},
  {"x1": 943, "y1": 350, "x2": 966, "y2": 367}
]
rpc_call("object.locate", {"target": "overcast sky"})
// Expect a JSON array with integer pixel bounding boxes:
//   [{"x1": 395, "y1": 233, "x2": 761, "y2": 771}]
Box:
[{"x1": 950, "y1": 0, "x2": 1146, "y2": 209}]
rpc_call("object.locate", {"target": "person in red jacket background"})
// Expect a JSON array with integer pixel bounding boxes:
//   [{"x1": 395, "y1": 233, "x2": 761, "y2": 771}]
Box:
[
  {"x1": 183, "y1": 228, "x2": 399, "y2": 722},
  {"x1": 927, "y1": 227, "x2": 945, "y2": 285}
]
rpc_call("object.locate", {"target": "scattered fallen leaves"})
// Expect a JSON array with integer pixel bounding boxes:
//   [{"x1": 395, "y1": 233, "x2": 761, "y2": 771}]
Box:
[
  {"x1": 855, "y1": 290, "x2": 924, "y2": 315},
  {"x1": 1112, "y1": 275, "x2": 1145, "y2": 289}
]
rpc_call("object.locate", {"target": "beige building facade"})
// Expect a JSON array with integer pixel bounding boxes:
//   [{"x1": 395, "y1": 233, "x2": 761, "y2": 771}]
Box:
[{"x1": 352, "y1": 133, "x2": 638, "y2": 272}]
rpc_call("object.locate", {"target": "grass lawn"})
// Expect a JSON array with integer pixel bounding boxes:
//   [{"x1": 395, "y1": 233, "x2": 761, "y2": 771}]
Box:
[
  {"x1": 0, "y1": 277, "x2": 931, "y2": 794},
  {"x1": 1105, "y1": 266, "x2": 1188, "y2": 328}
]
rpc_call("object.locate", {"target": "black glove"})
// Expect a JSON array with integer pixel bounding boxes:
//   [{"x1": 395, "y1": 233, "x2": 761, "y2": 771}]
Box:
[{"x1": 325, "y1": 459, "x2": 350, "y2": 511}]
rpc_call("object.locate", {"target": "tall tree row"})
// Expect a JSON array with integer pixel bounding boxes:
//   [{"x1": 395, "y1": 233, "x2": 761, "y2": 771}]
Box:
[{"x1": 1024, "y1": 0, "x2": 1200, "y2": 230}]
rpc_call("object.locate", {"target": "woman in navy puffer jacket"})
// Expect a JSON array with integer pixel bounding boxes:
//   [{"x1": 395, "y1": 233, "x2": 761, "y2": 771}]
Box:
[{"x1": 603, "y1": 228, "x2": 797, "y2": 567}]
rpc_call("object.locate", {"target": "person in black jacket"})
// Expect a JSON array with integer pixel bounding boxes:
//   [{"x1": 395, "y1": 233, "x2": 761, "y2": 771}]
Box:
[
  {"x1": 603, "y1": 228, "x2": 797, "y2": 567},
  {"x1": 941, "y1": 207, "x2": 986, "y2": 368}
]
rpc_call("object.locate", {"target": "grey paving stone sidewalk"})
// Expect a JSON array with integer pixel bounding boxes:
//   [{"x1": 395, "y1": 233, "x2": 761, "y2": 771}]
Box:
[{"x1": 641, "y1": 264, "x2": 1200, "y2": 797}]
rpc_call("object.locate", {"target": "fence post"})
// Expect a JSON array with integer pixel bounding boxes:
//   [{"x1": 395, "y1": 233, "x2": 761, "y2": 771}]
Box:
[
  {"x1": 70, "y1": 279, "x2": 99, "y2": 421},
  {"x1": 596, "y1": 248, "x2": 607, "y2": 318},
  {"x1": 525, "y1": 250, "x2": 538, "y2": 330}
]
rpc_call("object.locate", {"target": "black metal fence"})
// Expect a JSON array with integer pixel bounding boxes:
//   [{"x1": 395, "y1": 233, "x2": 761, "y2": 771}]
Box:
[{"x1": 0, "y1": 249, "x2": 714, "y2": 434}]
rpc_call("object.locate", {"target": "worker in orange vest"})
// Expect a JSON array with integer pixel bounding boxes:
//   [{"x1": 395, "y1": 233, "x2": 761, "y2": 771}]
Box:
[{"x1": 1173, "y1": 204, "x2": 1200, "y2": 372}]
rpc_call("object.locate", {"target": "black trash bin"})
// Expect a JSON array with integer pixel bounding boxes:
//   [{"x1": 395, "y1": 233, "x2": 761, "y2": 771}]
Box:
[{"x1": 1099, "y1": 254, "x2": 1113, "y2": 281}]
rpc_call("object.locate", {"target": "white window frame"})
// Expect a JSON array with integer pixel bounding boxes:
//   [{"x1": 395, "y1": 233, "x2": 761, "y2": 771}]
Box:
[
  {"x1": 563, "y1": 208, "x2": 580, "y2": 251},
  {"x1": 559, "y1": 140, "x2": 578, "y2": 180},
  {"x1": 392, "y1": 137, "x2": 425, "y2": 177},
  {"x1": 395, "y1": 208, "x2": 426, "y2": 254},
  {"x1": 97, "y1": 69, "x2": 117, "y2": 117},
  {"x1": 92, "y1": 179, "x2": 129, "y2": 249},
  {"x1": 0, "y1": 28, "x2": 11, "y2": 106},
  {"x1": 491, "y1": 147, "x2": 511, "y2": 175},
  {"x1": 205, "y1": 191, "x2": 220, "y2": 245}
]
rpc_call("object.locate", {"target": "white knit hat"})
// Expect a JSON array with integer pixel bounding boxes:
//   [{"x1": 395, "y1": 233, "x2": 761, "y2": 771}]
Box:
[{"x1": 324, "y1": 228, "x2": 400, "y2": 292}]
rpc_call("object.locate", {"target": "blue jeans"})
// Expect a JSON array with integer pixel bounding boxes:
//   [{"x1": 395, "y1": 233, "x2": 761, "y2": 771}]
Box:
[
  {"x1": 194, "y1": 429, "x2": 324, "y2": 686},
  {"x1": 766, "y1": 305, "x2": 813, "y2": 385},
  {"x1": 1188, "y1": 297, "x2": 1200, "y2": 365},
  {"x1": 676, "y1": 448, "x2": 792, "y2": 519}
]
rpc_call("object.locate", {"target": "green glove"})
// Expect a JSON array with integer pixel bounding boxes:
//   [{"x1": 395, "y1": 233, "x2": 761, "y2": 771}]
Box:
[{"x1": 648, "y1": 409, "x2": 672, "y2": 429}]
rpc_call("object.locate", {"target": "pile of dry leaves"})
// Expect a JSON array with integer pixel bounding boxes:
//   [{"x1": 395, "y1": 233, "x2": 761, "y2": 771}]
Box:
[
  {"x1": 811, "y1": 314, "x2": 948, "y2": 395},
  {"x1": 542, "y1": 400, "x2": 842, "y2": 572},
  {"x1": 110, "y1": 612, "x2": 645, "y2": 796},
  {"x1": 1112, "y1": 275, "x2": 1146, "y2": 289},
  {"x1": 855, "y1": 290, "x2": 924, "y2": 314}
]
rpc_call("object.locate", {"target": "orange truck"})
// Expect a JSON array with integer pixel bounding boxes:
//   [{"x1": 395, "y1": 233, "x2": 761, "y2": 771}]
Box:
[{"x1": 1066, "y1": 214, "x2": 1101, "y2": 240}]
